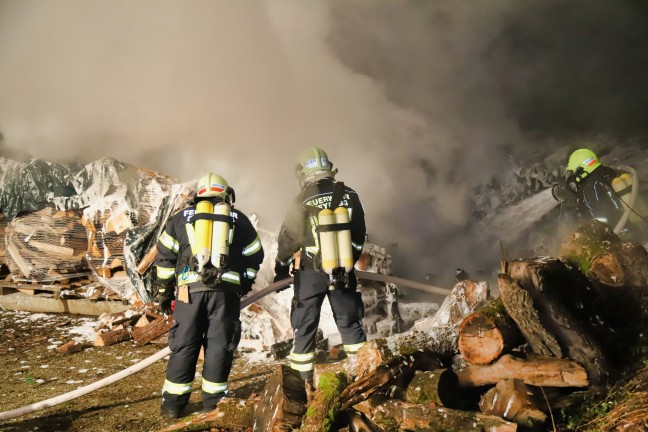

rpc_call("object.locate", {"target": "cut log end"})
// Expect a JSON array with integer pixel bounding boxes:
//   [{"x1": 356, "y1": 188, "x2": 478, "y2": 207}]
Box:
[{"x1": 459, "y1": 314, "x2": 505, "y2": 365}]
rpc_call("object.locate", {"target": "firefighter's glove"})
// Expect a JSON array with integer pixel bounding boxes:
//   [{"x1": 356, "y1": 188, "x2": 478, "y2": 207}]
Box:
[
  {"x1": 238, "y1": 279, "x2": 253, "y2": 298},
  {"x1": 159, "y1": 295, "x2": 174, "y2": 315},
  {"x1": 154, "y1": 277, "x2": 175, "y2": 315},
  {"x1": 273, "y1": 266, "x2": 292, "y2": 292}
]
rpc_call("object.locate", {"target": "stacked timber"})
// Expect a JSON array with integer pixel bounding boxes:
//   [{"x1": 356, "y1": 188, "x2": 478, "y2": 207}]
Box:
[
  {"x1": 4, "y1": 208, "x2": 89, "y2": 281},
  {"x1": 0, "y1": 213, "x2": 7, "y2": 268},
  {"x1": 81, "y1": 207, "x2": 131, "y2": 279}
]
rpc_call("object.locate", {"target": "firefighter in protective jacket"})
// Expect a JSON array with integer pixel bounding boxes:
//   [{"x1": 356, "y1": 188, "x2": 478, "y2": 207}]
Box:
[
  {"x1": 274, "y1": 147, "x2": 367, "y2": 386},
  {"x1": 552, "y1": 148, "x2": 647, "y2": 241},
  {"x1": 154, "y1": 173, "x2": 264, "y2": 418}
]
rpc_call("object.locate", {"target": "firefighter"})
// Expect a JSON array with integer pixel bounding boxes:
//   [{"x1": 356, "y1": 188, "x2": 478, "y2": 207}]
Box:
[
  {"x1": 552, "y1": 148, "x2": 646, "y2": 240},
  {"x1": 273, "y1": 147, "x2": 367, "y2": 391},
  {"x1": 154, "y1": 173, "x2": 264, "y2": 418}
]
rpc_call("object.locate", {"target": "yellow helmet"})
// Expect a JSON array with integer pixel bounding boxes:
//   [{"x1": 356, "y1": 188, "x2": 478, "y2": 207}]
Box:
[
  {"x1": 196, "y1": 172, "x2": 233, "y2": 202},
  {"x1": 295, "y1": 147, "x2": 337, "y2": 183},
  {"x1": 566, "y1": 148, "x2": 601, "y2": 174}
]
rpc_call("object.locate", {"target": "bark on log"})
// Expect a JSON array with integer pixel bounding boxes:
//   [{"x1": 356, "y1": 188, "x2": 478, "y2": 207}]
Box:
[
  {"x1": 57, "y1": 340, "x2": 91, "y2": 355},
  {"x1": 458, "y1": 297, "x2": 524, "y2": 365},
  {"x1": 253, "y1": 364, "x2": 307, "y2": 432},
  {"x1": 157, "y1": 397, "x2": 257, "y2": 432},
  {"x1": 479, "y1": 379, "x2": 547, "y2": 427},
  {"x1": 559, "y1": 220, "x2": 620, "y2": 274},
  {"x1": 339, "y1": 349, "x2": 443, "y2": 410},
  {"x1": 559, "y1": 220, "x2": 648, "y2": 288},
  {"x1": 131, "y1": 316, "x2": 173, "y2": 346},
  {"x1": 94, "y1": 328, "x2": 132, "y2": 347},
  {"x1": 498, "y1": 274, "x2": 562, "y2": 358},
  {"x1": 456, "y1": 354, "x2": 588, "y2": 388},
  {"x1": 355, "y1": 396, "x2": 518, "y2": 432},
  {"x1": 299, "y1": 371, "x2": 348, "y2": 432},
  {"x1": 404, "y1": 368, "x2": 459, "y2": 408},
  {"x1": 346, "y1": 411, "x2": 382, "y2": 432},
  {"x1": 503, "y1": 261, "x2": 610, "y2": 385}
]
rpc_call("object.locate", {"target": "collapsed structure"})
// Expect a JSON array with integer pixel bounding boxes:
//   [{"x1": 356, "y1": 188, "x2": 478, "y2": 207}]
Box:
[{"x1": 0, "y1": 156, "x2": 430, "y2": 351}]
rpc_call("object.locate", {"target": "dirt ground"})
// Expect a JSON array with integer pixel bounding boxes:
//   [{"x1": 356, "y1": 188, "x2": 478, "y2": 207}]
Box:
[{"x1": 0, "y1": 310, "x2": 280, "y2": 432}]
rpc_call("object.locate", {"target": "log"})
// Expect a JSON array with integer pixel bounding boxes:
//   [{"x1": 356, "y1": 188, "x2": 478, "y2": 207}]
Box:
[
  {"x1": 339, "y1": 349, "x2": 443, "y2": 410},
  {"x1": 346, "y1": 411, "x2": 381, "y2": 432},
  {"x1": 299, "y1": 371, "x2": 348, "y2": 432},
  {"x1": 157, "y1": 397, "x2": 257, "y2": 432},
  {"x1": 354, "y1": 333, "x2": 446, "y2": 379},
  {"x1": 559, "y1": 220, "x2": 648, "y2": 288},
  {"x1": 404, "y1": 368, "x2": 459, "y2": 408},
  {"x1": 57, "y1": 340, "x2": 91, "y2": 355},
  {"x1": 354, "y1": 396, "x2": 518, "y2": 432},
  {"x1": 503, "y1": 262, "x2": 610, "y2": 385},
  {"x1": 458, "y1": 297, "x2": 524, "y2": 365},
  {"x1": 497, "y1": 274, "x2": 562, "y2": 358},
  {"x1": 253, "y1": 364, "x2": 307, "y2": 432},
  {"x1": 94, "y1": 328, "x2": 132, "y2": 347},
  {"x1": 559, "y1": 220, "x2": 620, "y2": 275},
  {"x1": 479, "y1": 379, "x2": 547, "y2": 427},
  {"x1": 456, "y1": 354, "x2": 588, "y2": 388},
  {"x1": 6, "y1": 238, "x2": 31, "y2": 278},
  {"x1": 28, "y1": 240, "x2": 75, "y2": 256},
  {"x1": 131, "y1": 316, "x2": 173, "y2": 346},
  {"x1": 136, "y1": 245, "x2": 158, "y2": 275}
]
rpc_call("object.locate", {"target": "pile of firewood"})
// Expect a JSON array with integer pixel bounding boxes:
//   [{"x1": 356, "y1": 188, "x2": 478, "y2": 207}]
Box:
[
  {"x1": 92, "y1": 307, "x2": 174, "y2": 348},
  {"x1": 158, "y1": 220, "x2": 648, "y2": 431},
  {"x1": 81, "y1": 207, "x2": 131, "y2": 279},
  {"x1": 4, "y1": 208, "x2": 89, "y2": 281}
]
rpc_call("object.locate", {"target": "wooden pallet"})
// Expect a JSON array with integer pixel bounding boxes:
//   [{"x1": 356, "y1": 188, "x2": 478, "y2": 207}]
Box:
[{"x1": 0, "y1": 281, "x2": 62, "y2": 298}]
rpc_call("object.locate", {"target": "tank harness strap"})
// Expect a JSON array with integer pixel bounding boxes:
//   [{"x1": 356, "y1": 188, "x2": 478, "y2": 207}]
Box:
[
  {"x1": 318, "y1": 222, "x2": 352, "y2": 232},
  {"x1": 188, "y1": 213, "x2": 233, "y2": 223}
]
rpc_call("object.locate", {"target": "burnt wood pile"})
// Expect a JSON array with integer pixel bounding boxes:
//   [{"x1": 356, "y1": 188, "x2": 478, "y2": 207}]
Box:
[{"x1": 160, "y1": 220, "x2": 648, "y2": 431}]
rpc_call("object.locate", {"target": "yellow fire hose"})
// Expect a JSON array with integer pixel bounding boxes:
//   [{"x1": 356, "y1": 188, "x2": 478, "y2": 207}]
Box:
[{"x1": 0, "y1": 272, "x2": 449, "y2": 421}]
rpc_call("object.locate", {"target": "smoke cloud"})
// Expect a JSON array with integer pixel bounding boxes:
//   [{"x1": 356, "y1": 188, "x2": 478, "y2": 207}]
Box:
[{"x1": 0, "y1": 0, "x2": 646, "y2": 285}]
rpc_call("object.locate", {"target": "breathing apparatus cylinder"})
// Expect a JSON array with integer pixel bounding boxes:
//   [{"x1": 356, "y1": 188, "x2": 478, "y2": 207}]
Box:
[
  {"x1": 210, "y1": 202, "x2": 231, "y2": 269},
  {"x1": 193, "y1": 200, "x2": 214, "y2": 273},
  {"x1": 317, "y1": 208, "x2": 338, "y2": 276},
  {"x1": 334, "y1": 207, "x2": 354, "y2": 273}
]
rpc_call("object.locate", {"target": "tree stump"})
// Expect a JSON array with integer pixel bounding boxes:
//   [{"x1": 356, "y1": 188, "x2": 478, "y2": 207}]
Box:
[{"x1": 458, "y1": 297, "x2": 524, "y2": 365}]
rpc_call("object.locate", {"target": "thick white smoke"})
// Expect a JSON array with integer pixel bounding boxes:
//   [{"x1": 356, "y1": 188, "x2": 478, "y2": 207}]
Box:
[{"x1": 1, "y1": 0, "x2": 646, "y2": 285}]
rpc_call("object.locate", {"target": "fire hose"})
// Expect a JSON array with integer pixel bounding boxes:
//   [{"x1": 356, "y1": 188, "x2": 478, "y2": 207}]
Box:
[
  {"x1": 613, "y1": 165, "x2": 639, "y2": 235},
  {"x1": 0, "y1": 272, "x2": 450, "y2": 421}
]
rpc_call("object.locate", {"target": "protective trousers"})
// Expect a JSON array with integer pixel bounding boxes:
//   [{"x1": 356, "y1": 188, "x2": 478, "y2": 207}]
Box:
[
  {"x1": 289, "y1": 269, "x2": 366, "y2": 381},
  {"x1": 162, "y1": 290, "x2": 241, "y2": 411}
]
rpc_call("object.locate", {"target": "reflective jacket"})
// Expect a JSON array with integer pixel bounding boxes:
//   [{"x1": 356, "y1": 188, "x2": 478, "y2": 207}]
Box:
[
  {"x1": 275, "y1": 177, "x2": 366, "y2": 274},
  {"x1": 155, "y1": 204, "x2": 264, "y2": 295}
]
